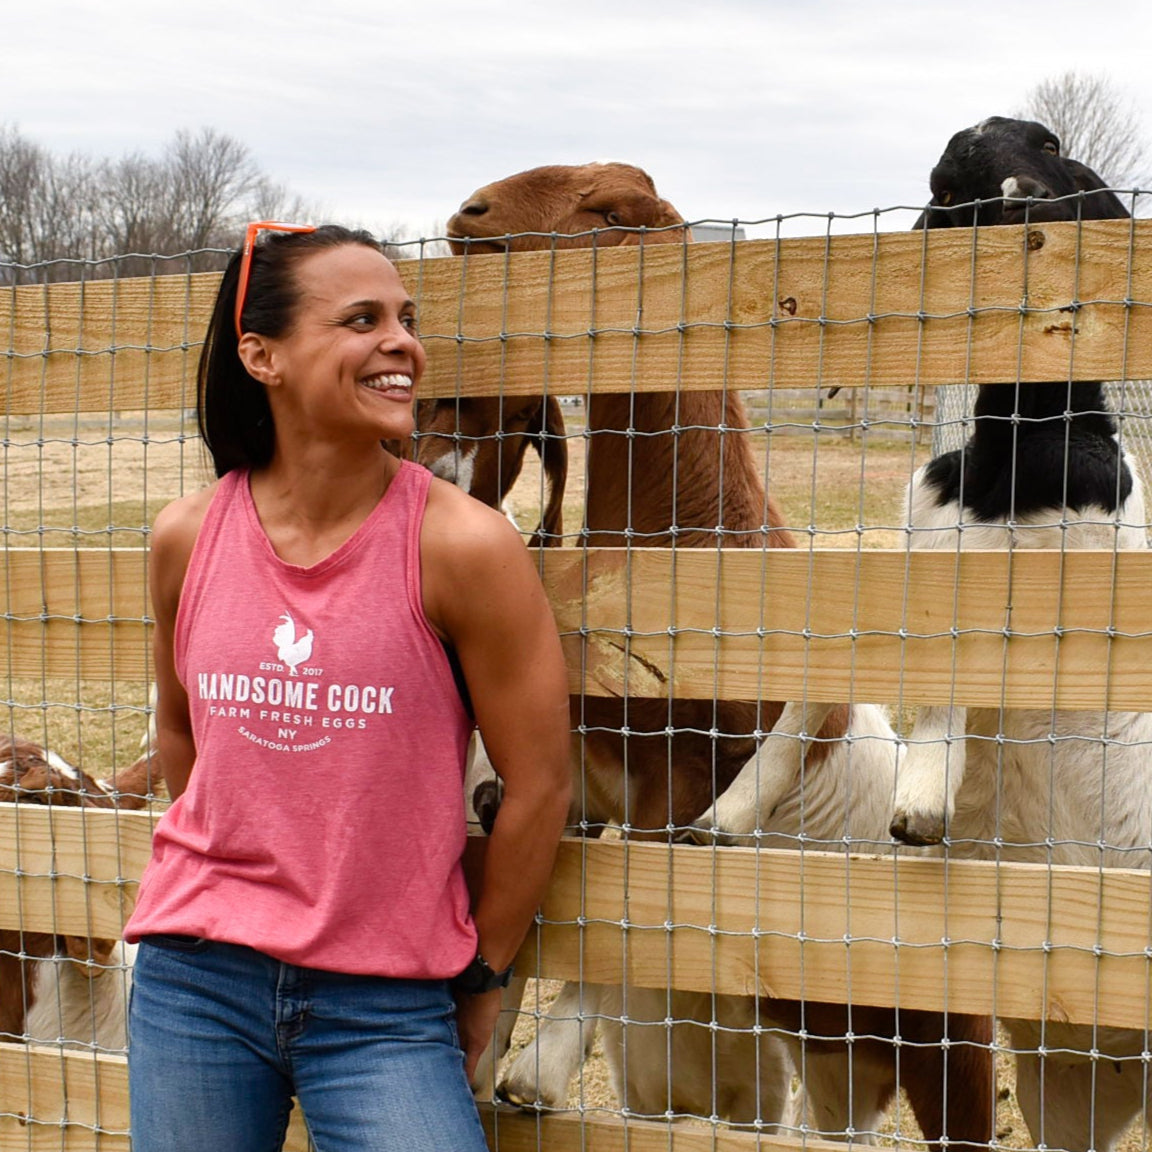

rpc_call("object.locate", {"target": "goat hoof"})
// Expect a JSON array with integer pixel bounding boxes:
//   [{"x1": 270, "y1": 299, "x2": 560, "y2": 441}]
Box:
[
  {"x1": 890, "y1": 809, "x2": 945, "y2": 846},
  {"x1": 495, "y1": 1085, "x2": 539, "y2": 1110},
  {"x1": 678, "y1": 822, "x2": 750, "y2": 848}
]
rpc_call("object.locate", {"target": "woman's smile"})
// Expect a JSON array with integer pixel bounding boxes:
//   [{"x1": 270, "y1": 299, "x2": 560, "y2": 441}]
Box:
[{"x1": 359, "y1": 371, "x2": 414, "y2": 400}]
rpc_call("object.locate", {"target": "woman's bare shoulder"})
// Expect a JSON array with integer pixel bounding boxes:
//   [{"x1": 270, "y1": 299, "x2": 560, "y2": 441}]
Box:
[
  {"x1": 420, "y1": 475, "x2": 542, "y2": 635},
  {"x1": 151, "y1": 482, "x2": 222, "y2": 564},
  {"x1": 421, "y1": 473, "x2": 526, "y2": 561}
]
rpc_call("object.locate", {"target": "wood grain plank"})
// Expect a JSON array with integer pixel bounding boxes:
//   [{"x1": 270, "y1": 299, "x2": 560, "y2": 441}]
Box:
[
  {"x1": 0, "y1": 1042, "x2": 311, "y2": 1150},
  {"x1": 2, "y1": 220, "x2": 1149, "y2": 413},
  {"x1": 518, "y1": 840, "x2": 1152, "y2": 1031},
  {"x1": 547, "y1": 547, "x2": 1152, "y2": 710},
  {"x1": 0, "y1": 1043, "x2": 841, "y2": 1152},
  {"x1": 478, "y1": 1104, "x2": 846, "y2": 1152},
  {"x1": 4, "y1": 811, "x2": 1150, "y2": 1030},
  {"x1": 7, "y1": 547, "x2": 1152, "y2": 710},
  {"x1": 0, "y1": 806, "x2": 152, "y2": 937}
]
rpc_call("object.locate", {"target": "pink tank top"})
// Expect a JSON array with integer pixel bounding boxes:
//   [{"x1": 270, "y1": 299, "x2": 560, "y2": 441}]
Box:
[{"x1": 124, "y1": 462, "x2": 478, "y2": 978}]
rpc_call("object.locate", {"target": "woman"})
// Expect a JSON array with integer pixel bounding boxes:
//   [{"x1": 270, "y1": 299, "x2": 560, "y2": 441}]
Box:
[{"x1": 124, "y1": 222, "x2": 572, "y2": 1151}]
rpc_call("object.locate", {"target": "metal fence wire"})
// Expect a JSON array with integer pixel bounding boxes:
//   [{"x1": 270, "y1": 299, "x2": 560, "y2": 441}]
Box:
[{"x1": 1, "y1": 204, "x2": 1151, "y2": 1152}]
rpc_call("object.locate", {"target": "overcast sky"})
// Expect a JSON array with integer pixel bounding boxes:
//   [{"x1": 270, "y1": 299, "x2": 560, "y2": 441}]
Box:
[{"x1": 5, "y1": 0, "x2": 1151, "y2": 242}]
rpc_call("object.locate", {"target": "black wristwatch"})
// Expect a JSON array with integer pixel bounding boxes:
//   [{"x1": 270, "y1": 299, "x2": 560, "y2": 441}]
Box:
[{"x1": 451, "y1": 951, "x2": 514, "y2": 995}]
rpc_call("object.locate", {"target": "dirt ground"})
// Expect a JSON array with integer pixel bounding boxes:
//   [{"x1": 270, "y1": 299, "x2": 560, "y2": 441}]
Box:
[{"x1": 4, "y1": 412, "x2": 1143, "y2": 1149}]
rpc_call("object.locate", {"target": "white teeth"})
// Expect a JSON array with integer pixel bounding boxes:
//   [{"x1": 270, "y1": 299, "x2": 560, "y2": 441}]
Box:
[{"x1": 361, "y1": 373, "x2": 412, "y2": 392}]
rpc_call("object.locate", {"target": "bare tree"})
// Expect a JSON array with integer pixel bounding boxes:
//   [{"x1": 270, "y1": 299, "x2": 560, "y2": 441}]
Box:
[
  {"x1": 0, "y1": 129, "x2": 106, "y2": 280},
  {"x1": 1018, "y1": 71, "x2": 1151, "y2": 190},
  {"x1": 0, "y1": 125, "x2": 323, "y2": 281},
  {"x1": 0, "y1": 125, "x2": 51, "y2": 267},
  {"x1": 165, "y1": 128, "x2": 262, "y2": 251},
  {"x1": 96, "y1": 152, "x2": 175, "y2": 256},
  {"x1": 249, "y1": 177, "x2": 319, "y2": 231}
]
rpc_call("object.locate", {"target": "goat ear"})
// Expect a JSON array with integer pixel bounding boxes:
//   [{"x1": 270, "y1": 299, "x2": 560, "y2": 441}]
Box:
[
  {"x1": 99, "y1": 752, "x2": 156, "y2": 809},
  {"x1": 527, "y1": 398, "x2": 568, "y2": 547},
  {"x1": 64, "y1": 935, "x2": 117, "y2": 974},
  {"x1": 1063, "y1": 159, "x2": 1131, "y2": 218},
  {"x1": 913, "y1": 201, "x2": 951, "y2": 230}
]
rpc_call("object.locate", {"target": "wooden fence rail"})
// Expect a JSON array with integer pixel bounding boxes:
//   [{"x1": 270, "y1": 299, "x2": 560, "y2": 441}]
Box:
[
  {"x1": 4, "y1": 807, "x2": 1151, "y2": 1032},
  {"x1": 5, "y1": 546, "x2": 1152, "y2": 710},
  {"x1": 0, "y1": 1042, "x2": 843, "y2": 1152},
  {"x1": 3, "y1": 220, "x2": 1150, "y2": 413}
]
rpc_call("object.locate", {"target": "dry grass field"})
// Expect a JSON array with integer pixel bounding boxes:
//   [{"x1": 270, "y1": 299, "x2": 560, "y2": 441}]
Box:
[{"x1": 4, "y1": 409, "x2": 1144, "y2": 1149}]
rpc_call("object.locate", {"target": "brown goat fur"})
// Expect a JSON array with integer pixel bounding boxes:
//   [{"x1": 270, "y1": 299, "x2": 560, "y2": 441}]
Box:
[
  {"x1": 416, "y1": 394, "x2": 568, "y2": 546},
  {"x1": 446, "y1": 162, "x2": 687, "y2": 252}
]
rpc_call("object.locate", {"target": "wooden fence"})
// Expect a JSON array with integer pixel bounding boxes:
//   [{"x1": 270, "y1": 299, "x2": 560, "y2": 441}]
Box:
[{"x1": 2, "y1": 218, "x2": 1151, "y2": 1150}]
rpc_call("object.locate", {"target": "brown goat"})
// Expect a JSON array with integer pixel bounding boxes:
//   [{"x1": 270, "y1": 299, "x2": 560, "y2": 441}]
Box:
[
  {"x1": 420, "y1": 162, "x2": 994, "y2": 1148},
  {"x1": 421, "y1": 162, "x2": 814, "y2": 832},
  {"x1": 0, "y1": 738, "x2": 155, "y2": 1040}
]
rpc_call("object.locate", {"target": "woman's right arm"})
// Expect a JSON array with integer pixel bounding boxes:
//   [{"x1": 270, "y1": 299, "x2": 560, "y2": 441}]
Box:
[{"x1": 149, "y1": 490, "x2": 213, "y2": 801}]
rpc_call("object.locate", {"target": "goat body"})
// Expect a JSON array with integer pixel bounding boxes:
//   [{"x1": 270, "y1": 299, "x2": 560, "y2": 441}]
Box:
[
  {"x1": 23, "y1": 942, "x2": 135, "y2": 1053},
  {"x1": 893, "y1": 118, "x2": 1149, "y2": 1152},
  {"x1": 430, "y1": 162, "x2": 992, "y2": 1147},
  {"x1": 0, "y1": 738, "x2": 153, "y2": 1045}
]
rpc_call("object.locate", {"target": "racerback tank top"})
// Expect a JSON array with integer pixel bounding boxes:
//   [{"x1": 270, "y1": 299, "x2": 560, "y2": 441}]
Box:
[{"x1": 124, "y1": 462, "x2": 477, "y2": 978}]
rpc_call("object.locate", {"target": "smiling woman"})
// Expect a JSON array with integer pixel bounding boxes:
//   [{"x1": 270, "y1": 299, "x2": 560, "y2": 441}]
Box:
[{"x1": 122, "y1": 223, "x2": 572, "y2": 1152}]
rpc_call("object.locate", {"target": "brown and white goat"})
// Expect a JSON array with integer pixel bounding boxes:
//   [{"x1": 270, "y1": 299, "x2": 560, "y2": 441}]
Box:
[
  {"x1": 420, "y1": 394, "x2": 568, "y2": 546},
  {"x1": 0, "y1": 738, "x2": 154, "y2": 1050},
  {"x1": 420, "y1": 162, "x2": 993, "y2": 1147}
]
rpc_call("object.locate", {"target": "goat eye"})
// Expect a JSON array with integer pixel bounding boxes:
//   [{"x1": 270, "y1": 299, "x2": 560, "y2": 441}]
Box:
[
  {"x1": 1043, "y1": 140, "x2": 1059, "y2": 155},
  {"x1": 604, "y1": 211, "x2": 623, "y2": 226},
  {"x1": 938, "y1": 191, "x2": 953, "y2": 207}
]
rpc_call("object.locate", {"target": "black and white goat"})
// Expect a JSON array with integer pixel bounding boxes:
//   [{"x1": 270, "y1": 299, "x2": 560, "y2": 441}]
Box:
[
  {"x1": 890, "y1": 117, "x2": 1149, "y2": 1152},
  {"x1": 914, "y1": 115, "x2": 1130, "y2": 228},
  {"x1": 689, "y1": 115, "x2": 1146, "y2": 1151}
]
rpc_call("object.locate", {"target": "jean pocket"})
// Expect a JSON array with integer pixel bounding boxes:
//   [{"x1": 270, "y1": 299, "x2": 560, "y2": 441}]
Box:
[{"x1": 143, "y1": 933, "x2": 212, "y2": 954}]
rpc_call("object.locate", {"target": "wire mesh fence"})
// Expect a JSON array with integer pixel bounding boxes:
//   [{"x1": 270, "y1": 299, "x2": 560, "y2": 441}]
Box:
[{"x1": 2, "y1": 200, "x2": 1152, "y2": 1152}]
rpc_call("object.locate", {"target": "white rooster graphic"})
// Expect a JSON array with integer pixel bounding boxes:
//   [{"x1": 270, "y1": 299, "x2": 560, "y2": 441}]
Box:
[{"x1": 273, "y1": 612, "x2": 314, "y2": 675}]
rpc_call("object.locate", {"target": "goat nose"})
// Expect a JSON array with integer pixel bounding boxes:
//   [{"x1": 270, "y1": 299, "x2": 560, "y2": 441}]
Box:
[
  {"x1": 1002, "y1": 175, "x2": 1054, "y2": 200},
  {"x1": 458, "y1": 197, "x2": 489, "y2": 217}
]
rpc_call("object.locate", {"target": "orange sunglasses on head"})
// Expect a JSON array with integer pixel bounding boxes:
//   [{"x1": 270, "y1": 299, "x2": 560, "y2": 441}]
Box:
[{"x1": 234, "y1": 220, "x2": 317, "y2": 339}]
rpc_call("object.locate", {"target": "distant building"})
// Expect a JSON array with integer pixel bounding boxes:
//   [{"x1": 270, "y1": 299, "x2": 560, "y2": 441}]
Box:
[{"x1": 690, "y1": 223, "x2": 747, "y2": 243}]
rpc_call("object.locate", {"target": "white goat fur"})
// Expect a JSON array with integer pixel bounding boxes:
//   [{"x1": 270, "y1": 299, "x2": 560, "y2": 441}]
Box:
[
  {"x1": 496, "y1": 703, "x2": 910, "y2": 1139},
  {"x1": 24, "y1": 942, "x2": 135, "y2": 1052},
  {"x1": 892, "y1": 455, "x2": 1152, "y2": 1152}
]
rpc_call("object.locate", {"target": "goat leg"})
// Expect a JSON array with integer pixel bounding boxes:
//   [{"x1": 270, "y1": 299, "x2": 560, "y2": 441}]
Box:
[
  {"x1": 470, "y1": 974, "x2": 528, "y2": 1097},
  {"x1": 498, "y1": 982, "x2": 604, "y2": 1109},
  {"x1": 890, "y1": 706, "x2": 967, "y2": 846},
  {"x1": 687, "y1": 701, "x2": 838, "y2": 843}
]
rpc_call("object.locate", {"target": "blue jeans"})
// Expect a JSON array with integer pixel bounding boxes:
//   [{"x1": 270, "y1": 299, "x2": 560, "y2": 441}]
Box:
[{"x1": 128, "y1": 936, "x2": 488, "y2": 1152}]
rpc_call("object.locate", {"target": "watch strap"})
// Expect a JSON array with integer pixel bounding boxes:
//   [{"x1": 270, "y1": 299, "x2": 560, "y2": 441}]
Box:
[{"x1": 451, "y1": 951, "x2": 514, "y2": 994}]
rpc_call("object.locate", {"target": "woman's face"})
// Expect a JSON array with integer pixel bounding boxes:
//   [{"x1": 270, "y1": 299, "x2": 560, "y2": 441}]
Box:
[{"x1": 261, "y1": 244, "x2": 426, "y2": 445}]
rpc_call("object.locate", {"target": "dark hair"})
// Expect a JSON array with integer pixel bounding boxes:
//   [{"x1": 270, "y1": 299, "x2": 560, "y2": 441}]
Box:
[{"x1": 197, "y1": 225, "x2": 383, "y2": 477}]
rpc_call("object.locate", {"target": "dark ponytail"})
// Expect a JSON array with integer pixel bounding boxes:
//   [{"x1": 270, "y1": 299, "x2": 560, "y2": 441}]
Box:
[{"x1": 197, "y1": 225, "x2": 382, "y2": 477}]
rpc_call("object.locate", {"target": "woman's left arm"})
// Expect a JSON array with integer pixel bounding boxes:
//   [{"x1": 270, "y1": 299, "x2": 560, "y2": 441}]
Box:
[{"x1": 422, "y1": 482, "x2": 572, "y2": 1072}]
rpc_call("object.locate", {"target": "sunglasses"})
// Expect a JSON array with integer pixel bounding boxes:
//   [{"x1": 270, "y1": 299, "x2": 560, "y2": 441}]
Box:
[{"x1": 234, "y1": 220, "x2": 317, "y2": 339}]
